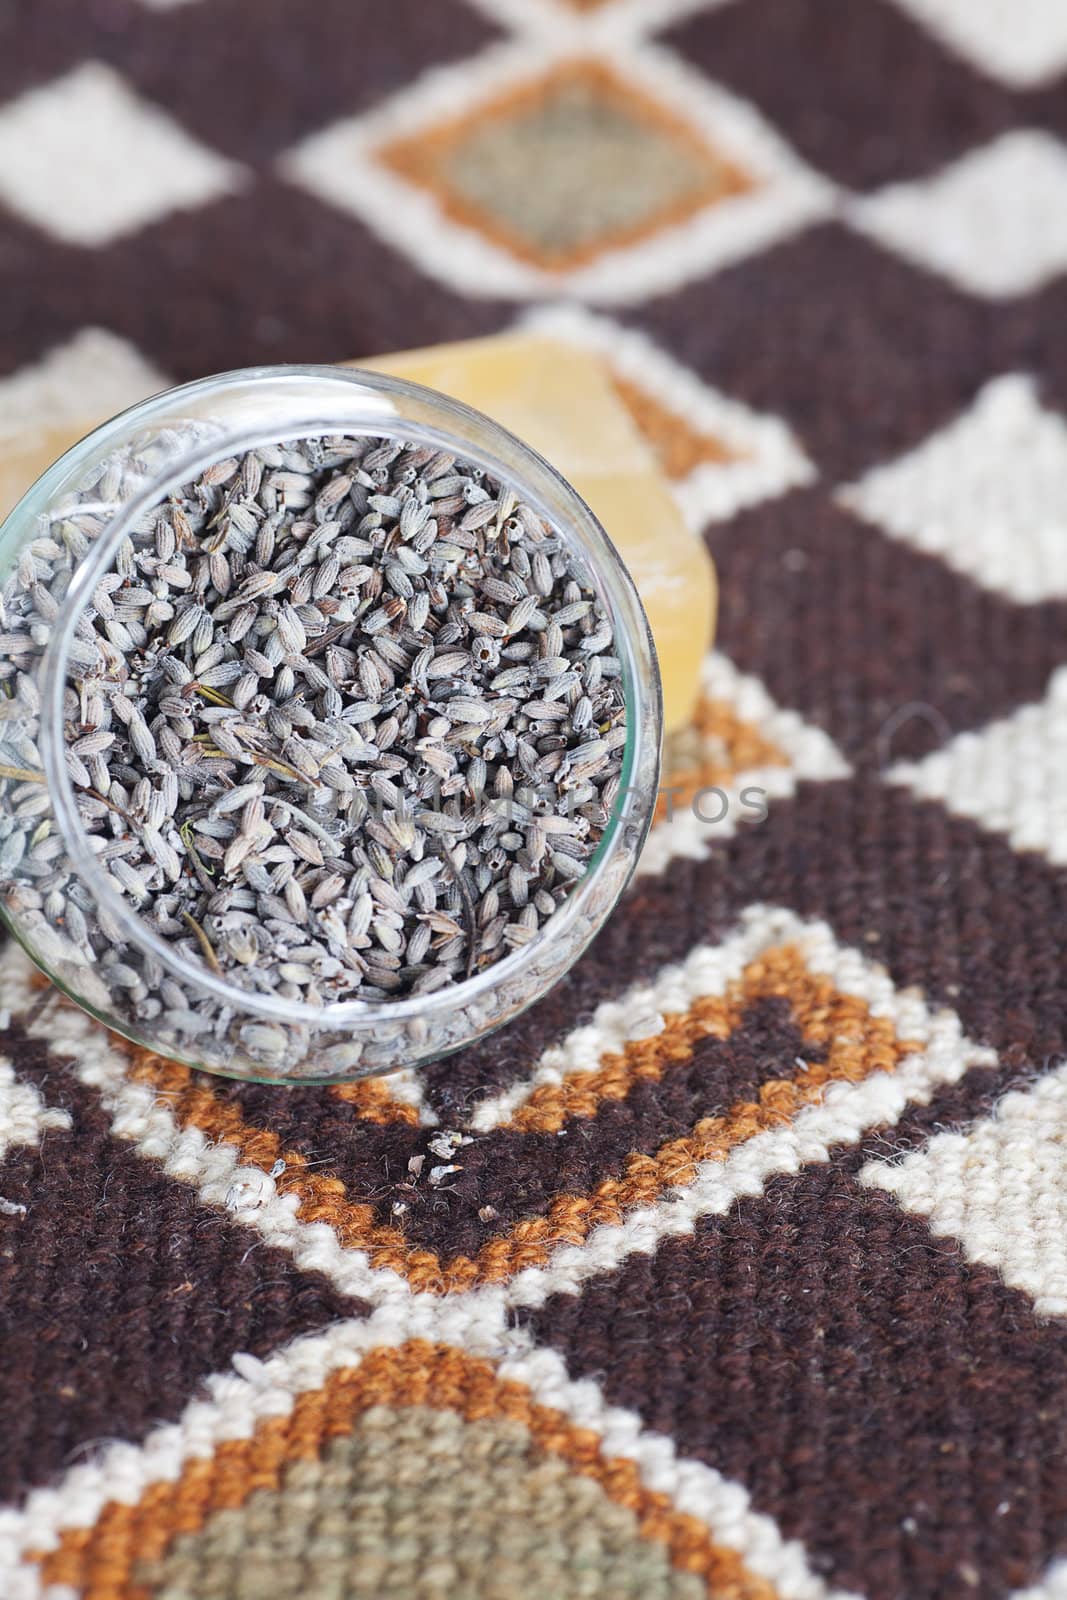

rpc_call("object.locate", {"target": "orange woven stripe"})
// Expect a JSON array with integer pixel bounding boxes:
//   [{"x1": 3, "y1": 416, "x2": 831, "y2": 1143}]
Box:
[
  {"x1": 107, "y1": 944, "x2": 916, "y2": 1293},
  {"x1": 506, "y1": 941, "x2": 909, "y2": 1133},
  {"x1": 113, "y1": 1035, "x2": 418, "y2": 1129},
  {"x1": 378, "y1": 59, "x2": 755, "y2": 273},
  {"x1": 507, "y1": 990, "x2": 738, "y2": 1134},
  {"x1": 656, "y1": 699, "x2": 789, "y2": 825},
  {"x1": 33, "y1": 1343, "x2": 776, "y2": 1600},
  {"x1": 611, "y1": 373, "x2": 741, "y2": 481},
  {"x1": 117, "y1": 1043, "x2": 380, "y2": 1237},
  {"x1": 329, "y1": 1077, "x2": 420, "y2": 1125}
]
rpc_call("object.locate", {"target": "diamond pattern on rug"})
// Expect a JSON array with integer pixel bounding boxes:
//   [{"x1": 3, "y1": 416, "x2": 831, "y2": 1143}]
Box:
[
  {"x1": 375, "y1": 57, "x2": 753, "y2": 272},
  {"x1": 0, "y1": 1033, "x2": 359, "y2": 1505},
  {"x1": 862, "y1": 1063, "x2": 1067, "y2": 1318},
  {"x1": 1, "y1": 902, "x2": 985, "y2": 1307},
  {"x1": 848, "y1": 131, "x2": 1067, "y2": 299},
  {"x1": 887, "y1": 0, "x2": 1067, "y2": 88},
  {"x1": 660, "y1": 0, "x2": 1019, "y2": 189},
  {"x1": 838, "y1": 374, "x2": 1067, "y2": 603},
  {"x1": 18, "y1": 1340, "x2": 783, "y2": 1600},
  {"x1": 888, "y1": 665, "x2": 1067, "y2": 865},
  {"x1": 709, "y1": 488, "x2": 1067, "y2": 766},
  {"x1": 0, "y1": 62, "x2": 244, "y2": 246},
  {"x1": 64, "y1": 177, "x2": 511, "y2": 383},
  {"x1": 117, "y1": 913, "x2": 924, "y2": 1292},
  {"x1": 637, "y1": 223, "x2": 1003, "y2": 480},
  {"x1": 522, "y1": 304, "x2": 815, "y2": 526},
  {"x1": 283, "y1": 42, "x2": 832, "y2": 302},
  {"x1": 525, "y1": 1162, "x2": 1067, "y2": 1600},
  {"x1": 120, "y1": 0, "x2": 502, "y2": 165},
  {"x1": 0, "y1": 1, "x2": 1066, "y2": 1594}
]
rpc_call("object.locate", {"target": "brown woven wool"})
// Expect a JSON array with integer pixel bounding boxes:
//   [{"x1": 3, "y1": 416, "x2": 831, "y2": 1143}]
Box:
[{"x1": 3, "y1": 4, "x2": 1067, "y2": 1598}]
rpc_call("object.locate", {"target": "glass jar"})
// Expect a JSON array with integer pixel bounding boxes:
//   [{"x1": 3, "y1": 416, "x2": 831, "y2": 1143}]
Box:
[{"x1": 0, "y1": 366, "x2": 661, "y2": 1083}]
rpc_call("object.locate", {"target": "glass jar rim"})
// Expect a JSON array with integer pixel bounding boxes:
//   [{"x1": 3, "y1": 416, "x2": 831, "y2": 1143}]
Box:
[{"x1": 28, "y1": 363, "x2": 661, "y2": 1029}]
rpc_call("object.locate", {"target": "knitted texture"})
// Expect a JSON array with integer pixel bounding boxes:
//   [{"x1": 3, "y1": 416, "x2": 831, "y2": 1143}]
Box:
[{"x1": 2, "y1": 4, "x2": 1067, "y2": 1598}]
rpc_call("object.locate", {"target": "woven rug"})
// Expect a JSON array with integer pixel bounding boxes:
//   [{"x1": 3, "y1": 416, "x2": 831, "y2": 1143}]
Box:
[{"x1": 3, "y1": 2, "x2": 1067, "y2": 1597}]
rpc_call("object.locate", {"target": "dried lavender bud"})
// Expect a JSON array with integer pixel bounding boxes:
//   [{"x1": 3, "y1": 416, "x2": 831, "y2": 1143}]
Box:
[{"x1": 0, "y1": 432, "x2": 627, "y2": 1044}]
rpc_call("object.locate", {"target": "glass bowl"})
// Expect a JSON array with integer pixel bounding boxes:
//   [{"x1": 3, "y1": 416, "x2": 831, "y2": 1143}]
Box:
[{"x1": 0, "y1": 365, "x2": 661, "y2": 1083}]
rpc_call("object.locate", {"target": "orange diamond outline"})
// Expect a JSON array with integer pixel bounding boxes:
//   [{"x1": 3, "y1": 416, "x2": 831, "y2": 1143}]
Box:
[
  {"x1": 32, "y1": 1342, "x2": 776, "y2": 1600},
  {"x1": 108, "y1": 943, "x2": 918, "y2": 1293},
  {"x1": 612, "y1": 371, "x2": 745, "y2": 481},
  {"x1": 376, "y1": 58, "x2": 756, "y2": 272}
]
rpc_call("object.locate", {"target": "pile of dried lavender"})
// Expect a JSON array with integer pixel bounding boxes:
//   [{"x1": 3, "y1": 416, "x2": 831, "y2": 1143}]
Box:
[{"x1": 0, "y1": 434, "x2": 627, "y2": 1017}]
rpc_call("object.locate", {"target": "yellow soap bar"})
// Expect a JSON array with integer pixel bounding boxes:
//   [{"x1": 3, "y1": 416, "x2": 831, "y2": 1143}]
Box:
[
  {"x1": 359, "y1": 334, "x2": 715, "y2": 735},
  {"x1": 0, "y1": 425, "x2": 83, "y2": 525}
]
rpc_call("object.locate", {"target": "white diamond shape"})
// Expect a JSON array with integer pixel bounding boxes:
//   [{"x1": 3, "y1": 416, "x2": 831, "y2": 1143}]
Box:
[
  {"x1": 281, "y1": 39, "x2": 834, "y2": 305},
  {"x1": 848, "y1": 130, "x2": 1067, "y2": 299},
  {"x1": 0, "y1": 329, "x2": 167, "y2": 444},
  {"x1": 0, "y1": 62, "x2": 244, "y2": 246},
  {"x1": 888, "y1": 665, "x2": 1067, "y2": 865},
  {"x1": 839, "y1": 375, "x2": 1067, "y2": 603},
  {"x1": 863, "y1": 1064, "x2": 1067, "y2": 1319},
  {"x1": 890, "y1": 0, "x2": 1067, "y2": 88},
  {"x1": 0, "y1": 1056, "x2": 71, "y2": 1166}
]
